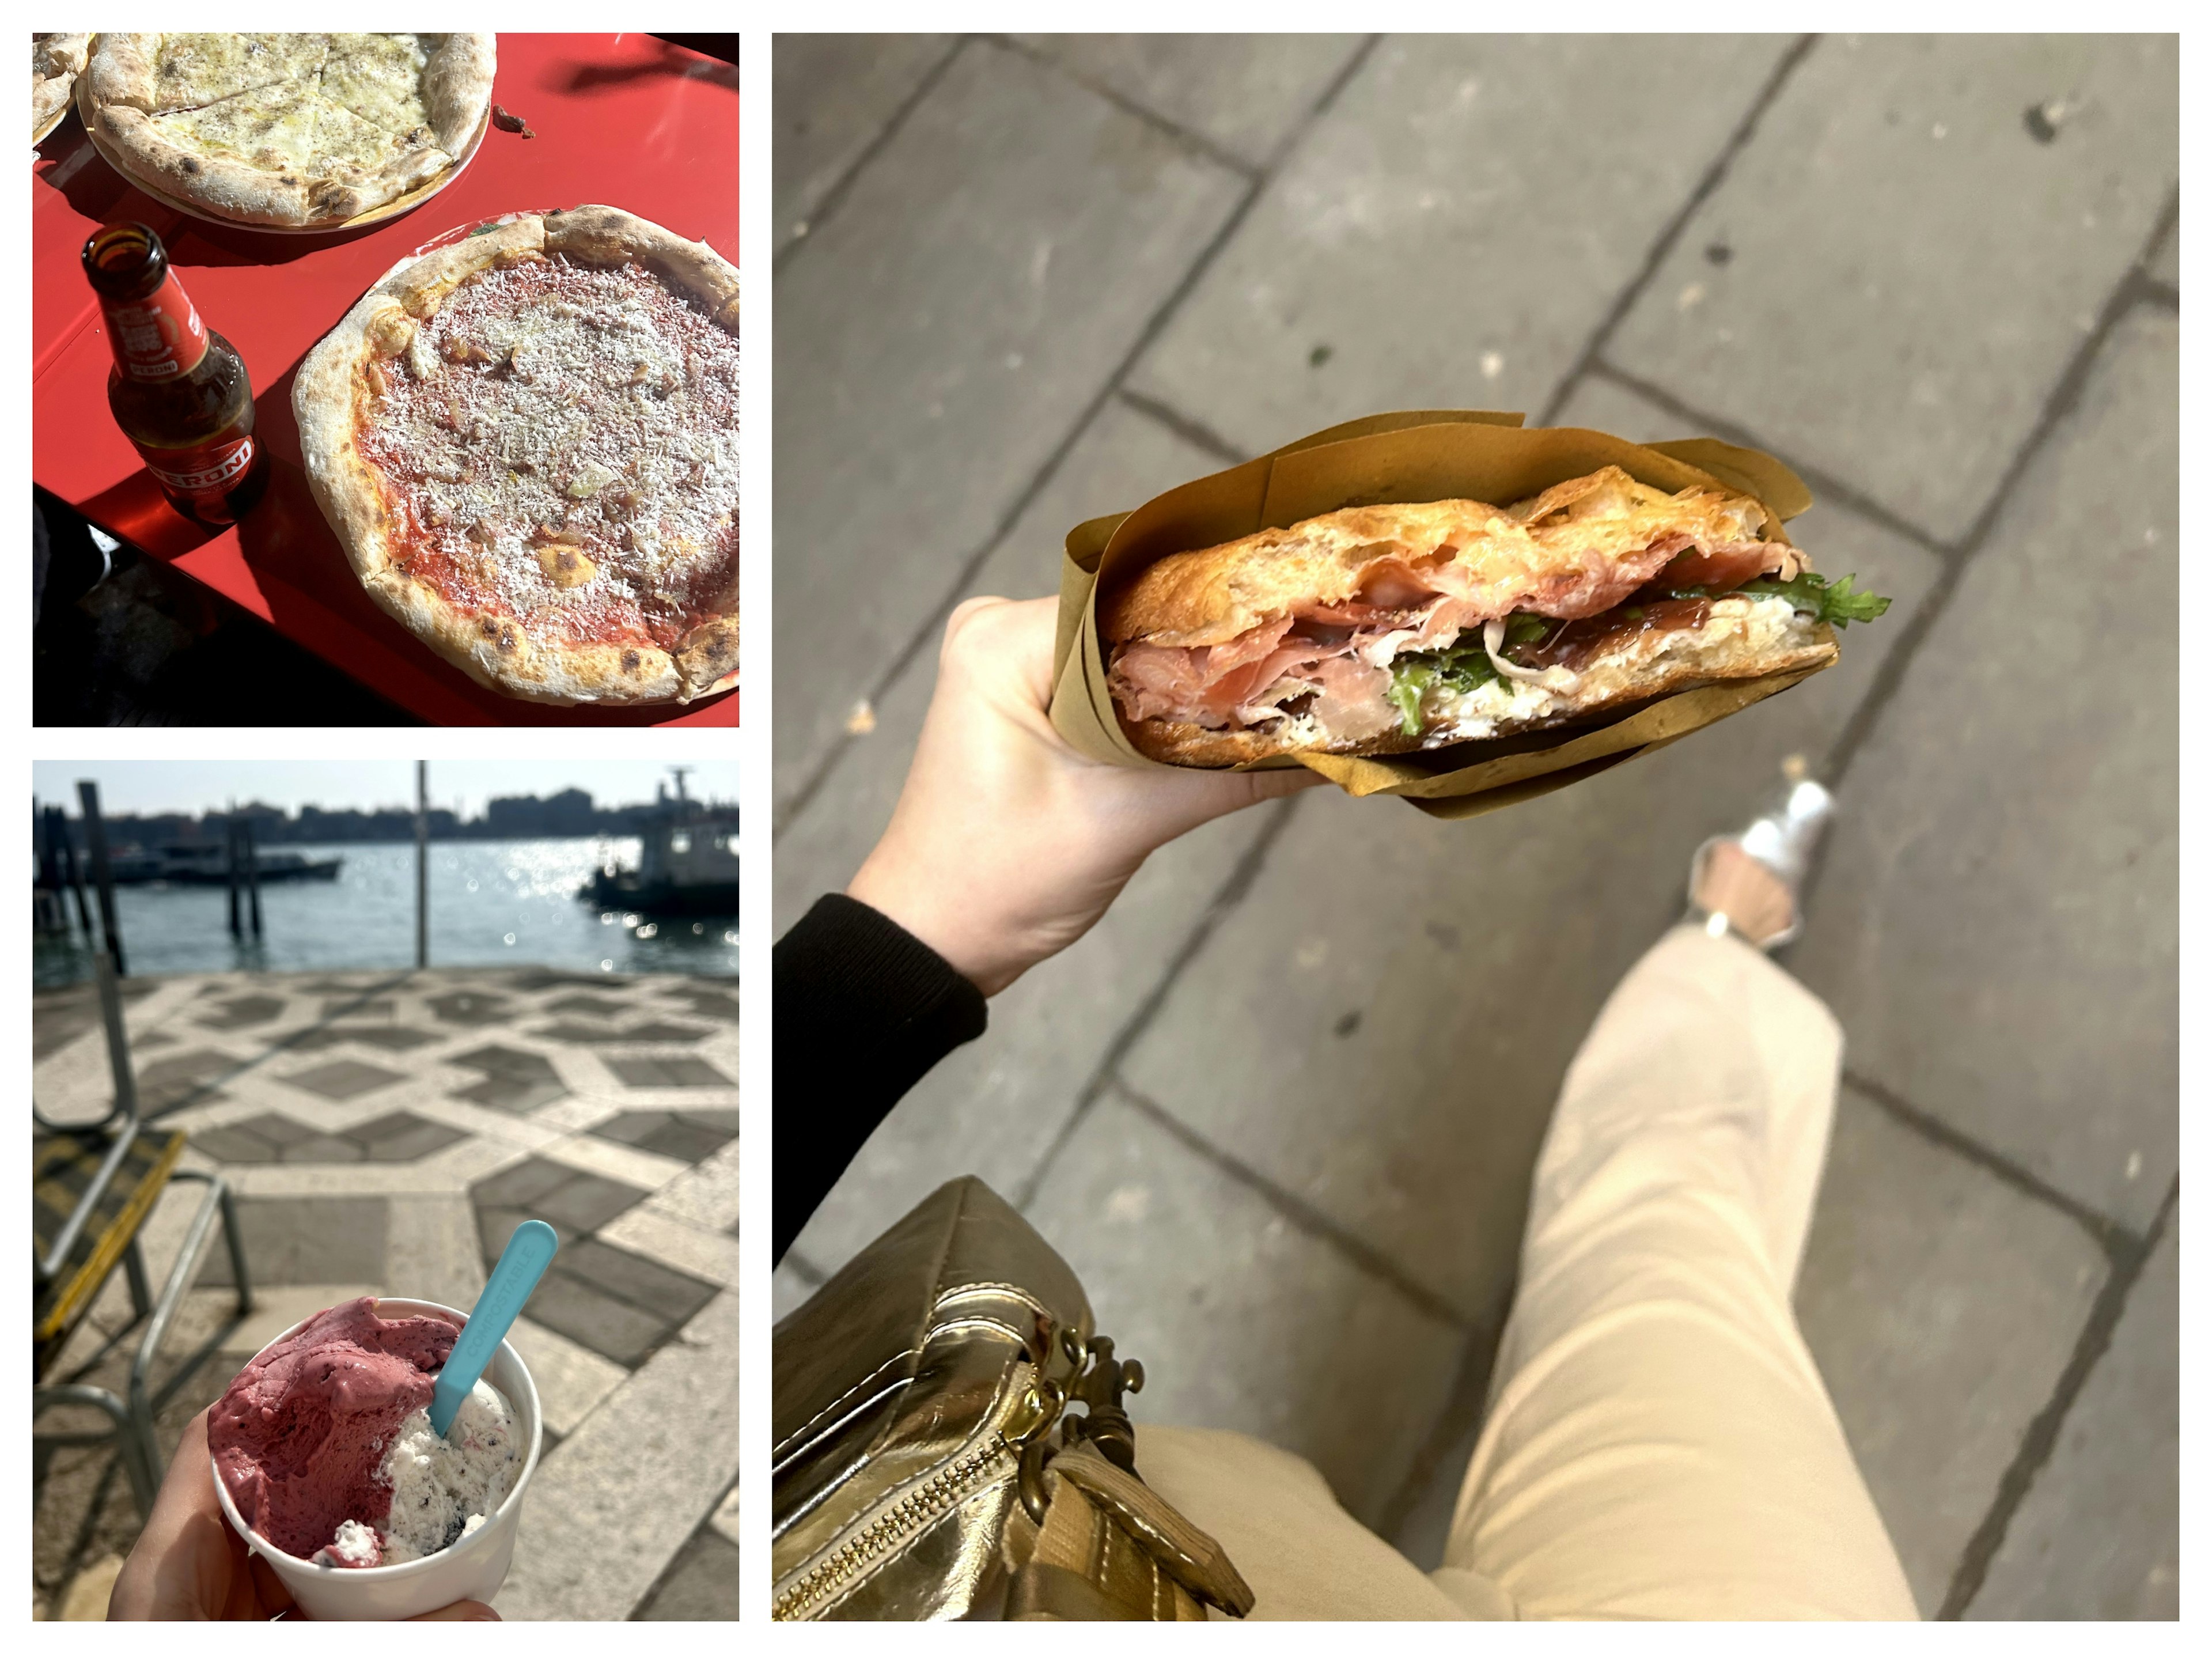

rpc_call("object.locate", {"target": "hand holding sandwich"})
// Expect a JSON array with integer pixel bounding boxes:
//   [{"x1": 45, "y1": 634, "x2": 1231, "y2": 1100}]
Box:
[{"x1": 849, "y1": 595, "x2": 1319, "y2": 997}]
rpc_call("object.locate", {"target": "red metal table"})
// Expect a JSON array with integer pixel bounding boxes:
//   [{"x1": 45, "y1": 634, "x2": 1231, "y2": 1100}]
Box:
[{"x1": 33, "y1": 34, "x2": 740, "y2": 726}]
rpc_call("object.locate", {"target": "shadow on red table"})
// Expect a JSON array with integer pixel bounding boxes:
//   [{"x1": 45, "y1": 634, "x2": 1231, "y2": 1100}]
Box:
[{"x1": 566, "y1": 37, "x2": 738, "y2": 97}]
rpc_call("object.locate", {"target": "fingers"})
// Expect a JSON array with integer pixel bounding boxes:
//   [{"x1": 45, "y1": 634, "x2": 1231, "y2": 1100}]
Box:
[{"x1": 408, "y1": 1599, "x2": 502, "y2": 1622}]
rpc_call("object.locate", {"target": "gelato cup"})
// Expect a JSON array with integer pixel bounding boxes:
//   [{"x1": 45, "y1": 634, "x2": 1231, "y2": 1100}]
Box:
[{"x1": 209, "y1": 1297, "x2": 543, "y2": 1621}]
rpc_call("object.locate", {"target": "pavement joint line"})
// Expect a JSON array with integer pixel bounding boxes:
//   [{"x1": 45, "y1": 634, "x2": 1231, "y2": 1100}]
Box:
[
  {"x1": 1584, "y1": 358, "x2": 1955, "y2": 563},
  {"x1": 1107, "y1": 1076, "x2": 1471, "y2": 1332},
  {"x1": 777, "y1": 37, "x2": 1383, "y2": 843},
  {"x1": 779, "y1": 1250, "x2": 826, "y2": 1289},
  {"x1": 1936, "y1": 1174, "x2": 2177, "y2": 1619},
  {"x1": 141, "y1": 970, "x2": 419, "y2": 1121},
  {"x1": 772, "y1": 34, "x2": 972, "y2": 275},
  {"x1": 1840, "y1": 1070, "x2": 2143, "y2": 1257},
  {"x1": 1010, "y1": 791, "x2": 1309, "y2": 1213},
  {"x1": 987, "y1": 35, "x2": 1264, "y2": 183},
  {"x1": 1374, "y1": 1309, "x2": 1512, "y2": 1554},
  {"x1": 2141, "y1": 277, "x2": 2179, "y2": 312},
  {"x1": 1115, "y1": 387, "x2": 1252, "y2": 468},
  {"x1": 629, "y1": 1473, "x2": 743, "y2": 1621},
  {"x1": 1818, "y1": 182, "x2": 2179, "y2": 794},
  {"x1": 1536, "y1": 33, "x2": 1820, "y2": 430}
]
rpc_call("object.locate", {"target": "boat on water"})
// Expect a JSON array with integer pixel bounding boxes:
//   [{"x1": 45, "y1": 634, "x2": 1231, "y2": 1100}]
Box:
[
  {"x1": 579, "y1": 769, "x2": 738, "y2": 917},
  {"x1": 101, "y1": 843, "x2": 344, "y2": 887}
]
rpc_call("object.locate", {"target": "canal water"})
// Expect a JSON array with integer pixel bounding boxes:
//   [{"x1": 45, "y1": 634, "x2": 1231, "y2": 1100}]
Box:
[{"x1": 33, "y1": 838, "x2": 738, "y2": 990}]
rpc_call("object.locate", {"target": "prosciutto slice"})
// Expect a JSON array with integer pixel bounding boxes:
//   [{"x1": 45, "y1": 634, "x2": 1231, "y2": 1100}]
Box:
[{"x1": 1107, "y1": 535, "x2": 1792, "y2": 735}]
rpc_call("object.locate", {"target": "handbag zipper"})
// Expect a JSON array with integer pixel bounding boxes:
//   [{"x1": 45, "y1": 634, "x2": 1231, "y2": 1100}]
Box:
[
  {"x1": 771, "y1": 1435, "x2": 1014, "y2": 1620},
  {"x1": 772, "y1": 1367, "x2": 1066, "y2": 1621}
]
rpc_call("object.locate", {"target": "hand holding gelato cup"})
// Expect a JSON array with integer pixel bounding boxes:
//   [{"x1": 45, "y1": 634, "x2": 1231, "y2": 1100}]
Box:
[{"x1": 208, "y1": 1296, "x2": 542, "y2": 1621}]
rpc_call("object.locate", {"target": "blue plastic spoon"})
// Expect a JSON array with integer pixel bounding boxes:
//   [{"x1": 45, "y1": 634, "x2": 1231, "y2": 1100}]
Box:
[{"x1": 430, "y1": 1219, "x2": 558, "y2": 1438}]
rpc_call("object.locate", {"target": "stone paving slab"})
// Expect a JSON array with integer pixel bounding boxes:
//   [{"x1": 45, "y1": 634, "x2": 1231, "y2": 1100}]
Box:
[
  {"x1": 1608, "y1": 34, "x2": 2177, "y2": 542},
  {"x1": 497, "y1": 1286, "x2": 742, "y2": 1621},
  {"x1": 1126, "y1": 34, "x2": 1793, "y2": 457},
  {"x1": 771, "y1": 398, "x2": 1284, "y2": 1285},
  {"x1": 31, "y1": 968, "x2": 740, "y2": 1621},
  {"x1": 1792, "y1": 1085, "x2": 2109, "y2": 1614},
  {"x1": 1969, "y1": 1214, "x2": 2178, "y2": 1619},
  {"x1": 1793, "y1": 308, "x2": 2177, "y2": 1231},
  {"x1": 1028, "y1": 1087, "x2": 1464, "y2": 1530},
  {"x1": 774, "y1": 39, "x2": 1247, "y2": 815},
  {"x1": 774, "y1": 32, "x2": 957, "y2": 252},
  {"x1": 1008, "y1": 33, "x2": 1367, "y2": 169}
]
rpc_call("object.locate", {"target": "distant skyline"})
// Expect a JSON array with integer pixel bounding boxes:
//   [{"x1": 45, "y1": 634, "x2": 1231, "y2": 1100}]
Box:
[{"x1": 31, "y1": 760, "x2": 740, "y2": 821}]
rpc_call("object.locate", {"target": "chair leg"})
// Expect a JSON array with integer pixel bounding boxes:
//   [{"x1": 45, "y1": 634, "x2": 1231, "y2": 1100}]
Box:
[
  {"x1": 125, "y1": 1171, "x2": 242, "y2": 1520},
  {"x1": 214, "y1": 1176, "x2": 253, "y2": 1315},
  {"x1": 123, "y1": 1237, "x2": 153, "y2": 1320},
  {"x1": 35, "y1": 1384, "x2": 157, "y2": 1519}
]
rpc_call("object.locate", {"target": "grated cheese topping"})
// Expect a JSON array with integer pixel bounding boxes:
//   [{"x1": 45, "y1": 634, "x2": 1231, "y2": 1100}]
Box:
[{"x1": 356, "y1": 255, "x2": 741, "y2": 650}]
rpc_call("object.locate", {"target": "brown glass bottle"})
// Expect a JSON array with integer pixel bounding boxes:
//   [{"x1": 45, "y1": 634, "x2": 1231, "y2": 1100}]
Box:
[{"x1": 82, "y1": 222, "x2": 268, "y2": 527}]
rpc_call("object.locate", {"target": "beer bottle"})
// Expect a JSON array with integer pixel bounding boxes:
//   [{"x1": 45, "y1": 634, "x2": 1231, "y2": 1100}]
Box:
[{"x1": 81, "y1": 222, "x2": 268, "y2": 527}]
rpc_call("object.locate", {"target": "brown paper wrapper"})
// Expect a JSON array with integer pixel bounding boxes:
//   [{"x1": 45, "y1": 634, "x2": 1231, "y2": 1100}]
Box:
[{"x1": 1048, "y1": 410, "x2": 1836, "y2": 819}]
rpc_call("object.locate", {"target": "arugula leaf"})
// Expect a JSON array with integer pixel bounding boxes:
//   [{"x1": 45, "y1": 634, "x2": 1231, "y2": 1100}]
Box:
[
  {"x1": 1386, "y1": 660, "x2": 1435, "y2": 737},
  {"x1": 1737, "y1": 570, "x2": 1893, "y2": 629},
  {"x1": 1388, "y1": 638, "x2": 1512, "y2": 735}
]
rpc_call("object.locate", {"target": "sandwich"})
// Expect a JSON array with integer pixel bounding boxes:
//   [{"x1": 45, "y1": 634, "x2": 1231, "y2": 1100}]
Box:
[{"x1": 1101, "y1": 465, "x2": 1889, "y2": 767}]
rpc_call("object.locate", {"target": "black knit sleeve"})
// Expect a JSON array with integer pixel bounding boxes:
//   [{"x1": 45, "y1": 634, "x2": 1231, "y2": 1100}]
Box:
[{"x1": 771, "y1": 894, "x2": 987, "y2": 1264}]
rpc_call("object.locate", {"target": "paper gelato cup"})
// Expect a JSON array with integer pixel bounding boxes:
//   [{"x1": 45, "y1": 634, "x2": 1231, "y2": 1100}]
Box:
[{"x1": 209, "y1": 1296, "x2": 544, "y2": 1621}]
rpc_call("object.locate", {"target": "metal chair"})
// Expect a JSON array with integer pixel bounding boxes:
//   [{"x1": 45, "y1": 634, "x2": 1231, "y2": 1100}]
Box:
[{"x1": 33, "y1": 954, "x2": 253, "y2": 1517}]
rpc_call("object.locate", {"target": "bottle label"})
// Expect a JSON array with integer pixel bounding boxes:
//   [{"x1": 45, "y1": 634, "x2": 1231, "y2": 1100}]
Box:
[
  {"x1": 141, "y1": 434, "x2": 256, "y2": 507},
  {"x1": 103, "y1": 271, "x2": 211, "y2": 382}
]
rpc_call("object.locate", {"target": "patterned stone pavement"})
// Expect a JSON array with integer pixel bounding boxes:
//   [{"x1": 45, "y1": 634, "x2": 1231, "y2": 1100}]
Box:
[
  {"x1": 31, "y1": 968, "x2": 740, "y2": 1621},
  {"x1": 774, "y1": 35, "x2": 2176, "y2": 1619}
]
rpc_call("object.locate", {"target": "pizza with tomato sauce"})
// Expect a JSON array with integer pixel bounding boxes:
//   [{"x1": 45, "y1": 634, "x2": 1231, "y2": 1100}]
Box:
[{"x1": 294, "y1": 205, "x2": 739, "y2": 705}]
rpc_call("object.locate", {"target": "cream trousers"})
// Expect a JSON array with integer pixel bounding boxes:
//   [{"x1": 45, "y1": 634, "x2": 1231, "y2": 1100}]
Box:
[{"x1": 1140, "y1": 925, "x2": 1918, "y2": 1620}]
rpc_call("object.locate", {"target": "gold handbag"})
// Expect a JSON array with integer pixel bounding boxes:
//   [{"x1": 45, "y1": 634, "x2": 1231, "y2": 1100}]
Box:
[{"x1": 771, "y1": 1177, "x2": 1254, "y2": 1621}]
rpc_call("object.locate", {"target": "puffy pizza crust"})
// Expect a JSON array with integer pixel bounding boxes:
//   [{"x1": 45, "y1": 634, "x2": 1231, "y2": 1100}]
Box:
[
  {"x1": 33, "y1": 34, "x2": 90, "y2": 138},
  {"x1": 78, "y1": 33, "x2": 493, "y2": 229},
  {"x1": 294, "y1": 208, "x2": 741, "y2": 707}
]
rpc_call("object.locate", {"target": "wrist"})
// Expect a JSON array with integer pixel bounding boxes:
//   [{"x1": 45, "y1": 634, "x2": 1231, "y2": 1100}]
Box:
[{"x1": 846, "y1": 854, "x2": 1019, "y2": 997}]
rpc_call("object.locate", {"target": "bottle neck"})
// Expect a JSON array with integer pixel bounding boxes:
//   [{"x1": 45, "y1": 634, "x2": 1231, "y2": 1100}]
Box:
[{"x1": 100, "y1": 268, "x2": 212, "y2": 383}]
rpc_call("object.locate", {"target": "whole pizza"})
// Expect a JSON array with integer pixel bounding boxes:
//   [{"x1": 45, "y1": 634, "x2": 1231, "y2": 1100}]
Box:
[
  {"x1": 78, "y1": 33, "x2": 494, "y2": 228},
  {"x1": 33, "y1": 33, "x2": 91, "y2": 141},
  {"x1": 294, "y1": 206, "x2": 741, "y2": 706}
]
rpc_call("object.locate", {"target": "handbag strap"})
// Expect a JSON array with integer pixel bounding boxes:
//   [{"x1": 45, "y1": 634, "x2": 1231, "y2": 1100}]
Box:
[{"x1": 1005, "y1": 1440, "x2": 1255, "y2": 1620}]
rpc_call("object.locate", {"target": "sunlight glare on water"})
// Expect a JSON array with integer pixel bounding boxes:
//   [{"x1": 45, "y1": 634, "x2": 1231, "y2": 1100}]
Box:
[{"x1": 32, "y1": 838, "x2": 738, "y2": 988}]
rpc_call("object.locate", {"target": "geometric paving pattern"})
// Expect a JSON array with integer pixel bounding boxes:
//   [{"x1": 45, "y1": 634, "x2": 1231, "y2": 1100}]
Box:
[
  {"x1": 536, "y1": 1019, "x2": 713, "y2": 1046},
  {"x1": 449, "y1": 1044, "x2": 569, "y2": 1114},
  {"x1": 427, "y1": 988, "x2": 514, "y2": 1026},
  {"x1": 191, "y1": 1110, "x2": 468, "y2": 1165},
  {"x1": 604, "y1": 1055, "x2": 731, "y2": 1089},
  {"x1": 32, "y1": 964, "x2": 738, "y2": 1622},
  {"x1": 132, "y1": 1048, "x2": 239, "y2": 1114},
  {"x1": 194, "y1": 993, "x2": 286, "y2": 1030},
  {"x1": 590, "y1": 1109, "x2": 740, "y2": 1165},
  {"x1": 279, "y1": 1057, "x2": 408, "y2": 1101},
  {"x1": 284, "y1": 1024, "x2": 446, "y2": 1053},
  {"x1": 468, "y1": 1156, "x2": 717, "y2": 1367}
]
